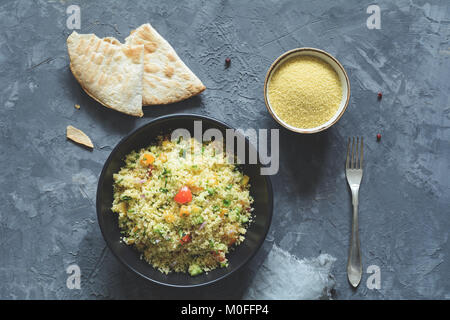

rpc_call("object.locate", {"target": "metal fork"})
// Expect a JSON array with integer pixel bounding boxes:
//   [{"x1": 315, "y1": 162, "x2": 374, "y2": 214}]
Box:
[{"x1": 346, "y1": 137, "x2": 363, "y2": 287}]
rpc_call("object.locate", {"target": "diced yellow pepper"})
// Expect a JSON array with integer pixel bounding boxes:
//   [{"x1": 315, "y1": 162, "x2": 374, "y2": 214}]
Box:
[
  {"x1": 158, "y1": 153, "x2": 167, "y2": 163},
  {"x1": 117, "y1": 202, "x2": 127, "y2": 215},
  {"x1": 220, "y1": 208, "x2": 228, "y2": 217},
  {"x1": 191, "y1": 205, "x2": 201, "y2": 214},
  {"x1": 164, "y1": 212, "x2": 176, "y2": 223},
  {"x1": 241, "y1": 175, "x2": 249, "y2": 186},
  {"x1": 140, "y1": 153, "x2": 155, "y2": 166},
  {"x1": 187, "y1": 178, "x2": 203, "y2": 193},
  {"x1": 179, "y1": 205, "x2": 191, "y2": 217}
]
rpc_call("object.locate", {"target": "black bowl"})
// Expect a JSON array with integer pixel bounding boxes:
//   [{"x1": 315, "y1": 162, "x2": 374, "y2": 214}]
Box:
[{"x1": 96, "y1": 114, "x2": 273, "y2": 287}]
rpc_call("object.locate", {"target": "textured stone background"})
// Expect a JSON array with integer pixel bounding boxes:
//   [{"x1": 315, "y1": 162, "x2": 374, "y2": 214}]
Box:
[{"x1": 0, "y1": 0, "x2": 449, "y2": 299}]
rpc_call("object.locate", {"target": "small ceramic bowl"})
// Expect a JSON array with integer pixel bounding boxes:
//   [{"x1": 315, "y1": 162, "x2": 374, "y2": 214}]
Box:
[{"x1": 264, "y1": 48, "x2": 350, "y2": 134}]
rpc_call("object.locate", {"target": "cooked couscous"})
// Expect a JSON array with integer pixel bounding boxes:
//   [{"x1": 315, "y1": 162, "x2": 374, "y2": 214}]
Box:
[{"x1": 112, "y1": 136, "x2": 253, "y2": 275}]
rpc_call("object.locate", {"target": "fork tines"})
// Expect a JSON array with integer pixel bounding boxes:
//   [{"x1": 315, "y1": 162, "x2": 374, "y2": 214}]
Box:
[{"x1": 346, "y1": 137, "x2": 363, "y2": 169}]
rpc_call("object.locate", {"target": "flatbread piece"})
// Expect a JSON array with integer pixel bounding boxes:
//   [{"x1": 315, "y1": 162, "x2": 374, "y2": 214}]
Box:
[
  {"x1": 67, "y1": 31, "x2": 144, "y2": 117},
  {"x1": 125, "y1": 23, "x2": 205, "y2": 105},
  {"x1": 67, "y1": 125, "x2": 94, "y2": 149}
]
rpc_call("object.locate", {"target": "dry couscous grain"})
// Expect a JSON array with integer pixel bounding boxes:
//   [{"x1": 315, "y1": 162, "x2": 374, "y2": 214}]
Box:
[
  {"x1": 112, "y1": 136, "x2": 253, "y2": 276},
  {"x1": 268, "y1": 55, "x2": 342, "y2": 129}
]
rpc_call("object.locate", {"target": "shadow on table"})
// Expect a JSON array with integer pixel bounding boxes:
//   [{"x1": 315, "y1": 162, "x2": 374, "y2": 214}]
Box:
[
  {"x1": 62, "y1": 69, "x2": 204, "y2": 133},
  {"x1": 140, "y1": 95, "x2": 204, "y2": 119},
  {"x1": 62, "y1": 71, "x2": 135, "y2": 133},
  {"x1": 277, "y1": 122, "x2": 332, "y2": 195},
  {"x1": 105, "y1": 237, "x2": 274, "y2": 299},
  {"x1": 75, "y1": 211, "x2": 274, "y2": 299}
]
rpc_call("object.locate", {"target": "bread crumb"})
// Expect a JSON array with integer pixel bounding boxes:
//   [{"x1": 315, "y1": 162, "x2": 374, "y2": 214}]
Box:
[{"x1": 75, "y1": 104, "x2": 80, "y2": 110}]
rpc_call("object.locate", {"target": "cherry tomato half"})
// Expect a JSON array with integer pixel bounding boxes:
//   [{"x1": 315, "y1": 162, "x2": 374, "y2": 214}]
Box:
[
  {"x1": 180, "y1": 233, "x2": 191, "y2": 244},
  {"x1": 147, "y1": 164, "x2": 154, "y2": 177},
  {"x1": 174, "y1": 186, "x2": 192, "y2": 204},
  {"x1": 212, "y1": 250, "x2": 225, "y2": 262}
]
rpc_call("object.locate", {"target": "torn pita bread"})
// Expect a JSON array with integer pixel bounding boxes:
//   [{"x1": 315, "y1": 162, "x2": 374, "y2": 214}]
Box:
[
  {"x1": 67, "y1": 125, "x2": 94, "y2": 149},
  {"x1": 125, "y1": 23, "x2": 206, "y2": 105},
  {"x1": 67, "y1": 31, "x2": 144, "y2": 117}
]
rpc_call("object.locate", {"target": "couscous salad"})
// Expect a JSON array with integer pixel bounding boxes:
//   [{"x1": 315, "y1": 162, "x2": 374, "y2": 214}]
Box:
[{"x1": 112, "y1": 136, "x2": 253, "y2": 276}]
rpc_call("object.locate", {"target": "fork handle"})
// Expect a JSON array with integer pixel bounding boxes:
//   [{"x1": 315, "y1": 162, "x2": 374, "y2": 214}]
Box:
[{"x1": 347, "y1": 189, "x2": 362, "y2": 287}]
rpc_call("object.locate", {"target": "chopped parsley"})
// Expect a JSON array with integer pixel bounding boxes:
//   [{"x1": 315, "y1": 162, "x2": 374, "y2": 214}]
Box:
[
  {"x1": 192, "y1": 215, "x2": 204, "y2": 225},
  {"x1": 207, "y1": 187, "x2": 216, "y2": 196}
]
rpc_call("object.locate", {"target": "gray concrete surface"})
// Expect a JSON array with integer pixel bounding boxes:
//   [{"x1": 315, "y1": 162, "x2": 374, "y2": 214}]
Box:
[{"x1": 0, "y1": 0, "x2": 449, "y2": 299}]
